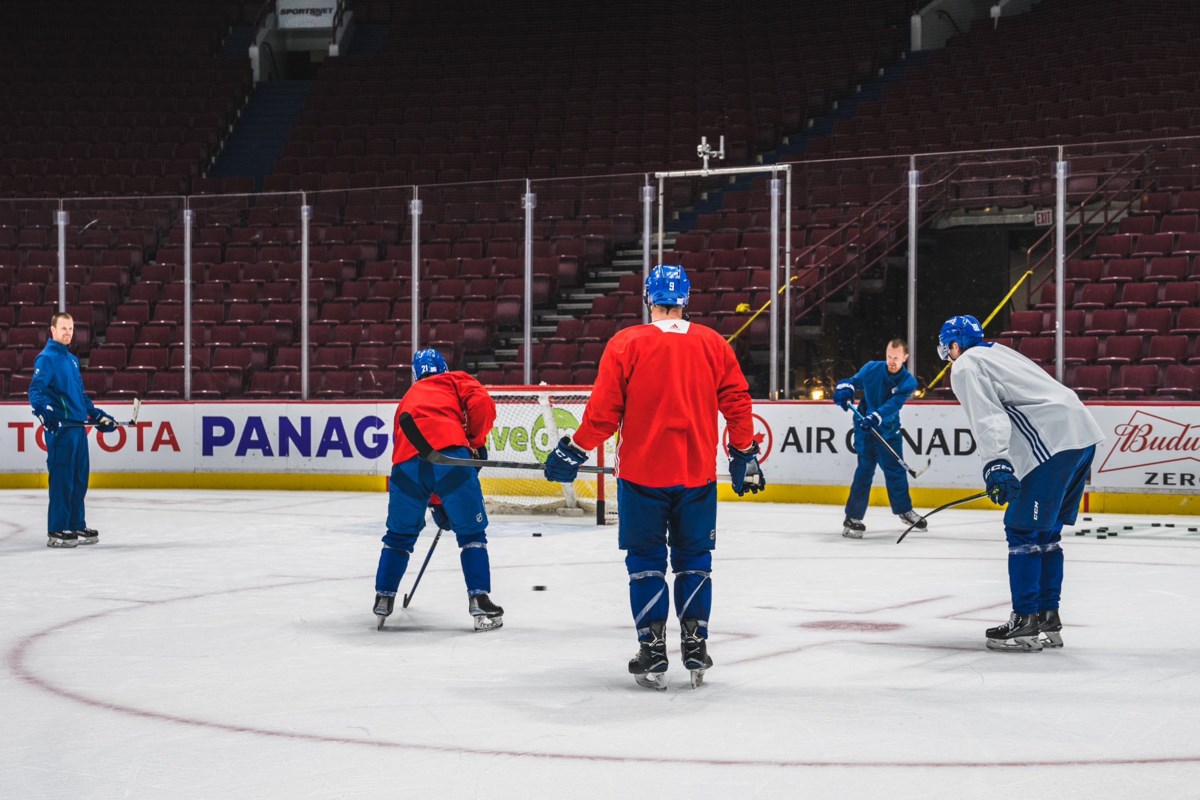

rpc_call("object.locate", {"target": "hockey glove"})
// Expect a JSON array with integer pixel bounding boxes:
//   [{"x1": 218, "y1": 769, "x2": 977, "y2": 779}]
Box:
[
  {"x1": 855, "y1": 411, "x2": 883, "y2": 431},
  {"x1": 543, "y1": 436, "x2": 588, "y2": 483},
  {"x1": 728, "y1": 441, "x2": 766, "y2": 496},
  {"x1": 832, "y1": 382, "x2": 855, "y2": 411},
  {"x1": 90, "y1": 408, "x2": 117, "y2": 433},
  {"x1": 430, "y1": 502, "x2": 452, "y2": 531},
  {"x1": 34, "y1": 405, "x2": 63, "y2": 432},
  {"x1": 469, "y1": 445, "x2": 488, "y2": 473},
  {"x1": 983, "y1": 459, "x2": 1021, "y2": 506}
]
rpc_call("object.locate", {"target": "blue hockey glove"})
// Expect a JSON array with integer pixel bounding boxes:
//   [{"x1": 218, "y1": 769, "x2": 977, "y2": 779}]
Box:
[
  {"x1": 832, "y1": 382, "x2": 855, "y2": 411},
  {"x1": 90, "y1": 408, "x2": 117, "y2": 433},
  {"x1": 983, "y1": 459, "x2": 1021, "y2": 505},
  {"x1": 728, "y1": 441, "x2": 766, "y2": 496},
  {"x1": 470, "y1": 445, "x2": 488, "y2": 473},
  {"x1": 430, "y1": 502, "x2": 452, "y2": 531},
  {"x1": 855, "y1": 411, "x2": 883, "y2": 431},
  {"x1": 543, "y1": 437, "x2": 588, "y2": 483},
  {"x1": 34, "y1": 405, "x2": 63, "y2": 432}
]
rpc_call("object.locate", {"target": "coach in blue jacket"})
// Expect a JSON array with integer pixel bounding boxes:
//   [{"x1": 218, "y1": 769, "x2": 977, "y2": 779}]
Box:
[
  {"x1": 28, "y1": 312, "x2": 117, "y2": 548},
  {"x1": 832, "y1": 339, "x2": 923, "y2": 539}
]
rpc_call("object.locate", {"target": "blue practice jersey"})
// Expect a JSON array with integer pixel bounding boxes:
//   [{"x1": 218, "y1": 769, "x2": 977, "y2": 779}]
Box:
[
  {"x1": 29, "y1": 340, "x2": 98, "y2": 424},
  {"x1": 837, "y1": 361, "x2": 917, "y2": 437}
]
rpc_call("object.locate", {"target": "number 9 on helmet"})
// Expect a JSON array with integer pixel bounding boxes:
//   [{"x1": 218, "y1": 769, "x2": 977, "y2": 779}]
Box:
[{"x1": 644, "y1": 264, "x2": 690, "y2": 307}]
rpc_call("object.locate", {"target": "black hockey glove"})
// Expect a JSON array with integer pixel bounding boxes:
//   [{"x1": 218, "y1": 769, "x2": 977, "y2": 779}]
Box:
[
  {"x1": 34, "y1": 405, "x2": 63, "y2": 432},
  {"x1": 430, "y1": 502, "x2": 452, "y2": 531},
  {"x1": 983, "y1": 459, "x2": 1021, "y2": 505},
  {"x1": 728, "y1": 441, "x2": 765, "y2": 496},
  {"x1": 470, "y1": 445, "x2": 488, "y2": 473},
  {"x1": 543, "y1": 437, "x2": 588, "y2": 483},
  {"x1": 90, "y1": 408, "x2": 117, "y2": 433}
]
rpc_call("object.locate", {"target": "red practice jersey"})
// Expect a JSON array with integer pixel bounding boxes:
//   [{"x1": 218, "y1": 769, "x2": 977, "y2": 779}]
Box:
[
  {"x1": 391, "y1": 371, "x2": 497, "y2": 465},
  {"x1": 571, "y1": 318, "x2": 755, "y2": 488}
]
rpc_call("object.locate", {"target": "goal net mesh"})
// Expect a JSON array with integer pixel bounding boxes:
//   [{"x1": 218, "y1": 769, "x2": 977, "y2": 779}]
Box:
[{"x1": 480, "y1": 386, "x2": 616, "y2": 524}]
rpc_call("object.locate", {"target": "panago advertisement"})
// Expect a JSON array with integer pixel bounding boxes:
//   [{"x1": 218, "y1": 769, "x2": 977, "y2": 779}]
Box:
[{"x1": 0, "y1": 401, "x2": 1197, "y2": 512}]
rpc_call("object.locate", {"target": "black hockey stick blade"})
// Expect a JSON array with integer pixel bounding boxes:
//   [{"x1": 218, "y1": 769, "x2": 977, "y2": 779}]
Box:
[
  {"x1": 896, "y1": 490, "x2": 990, "y2": 543},
  {"x1": 398, "y1": 412, "x2": 614, "y2": 474}
]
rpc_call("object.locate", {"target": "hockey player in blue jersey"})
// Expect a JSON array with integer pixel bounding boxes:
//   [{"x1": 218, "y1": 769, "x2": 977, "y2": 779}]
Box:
[
  {"x1": 832, "y1": 339, "x2": 925, "y2": 539},
  {"x1": 939, "y1": 314, "x2": 1104, "y2": 651},
  {"x1": 28, "y1": 312, "x2": 117, "y2": 548}
]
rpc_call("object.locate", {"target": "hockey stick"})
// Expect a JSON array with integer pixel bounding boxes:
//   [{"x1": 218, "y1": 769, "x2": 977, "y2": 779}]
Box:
[
  {"x1": 896, "y1": 490, "x2": 989, "y2": 543},
  {"x1": 848, "y1": 406, "x2": 930, "y2": 479},
  {"x1": 55, "y1": 398, "x2": 142, "y2": 429},
  {"x1": 398, "y1": 412, "x2": 615, "y2": 474},
  {"x1": 402, "y1": 526, "x2": 444, "y2": 609}
]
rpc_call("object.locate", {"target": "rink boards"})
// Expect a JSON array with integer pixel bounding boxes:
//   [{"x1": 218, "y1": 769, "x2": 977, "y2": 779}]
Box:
[{"x1": 0, "y1": 400, "x2": 1197, "y2": 514}]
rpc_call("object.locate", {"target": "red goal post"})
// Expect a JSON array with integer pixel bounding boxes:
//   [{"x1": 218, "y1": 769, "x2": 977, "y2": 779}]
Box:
[{"x1": 481, "y1": 385, "x2": 616, "y2": 525}]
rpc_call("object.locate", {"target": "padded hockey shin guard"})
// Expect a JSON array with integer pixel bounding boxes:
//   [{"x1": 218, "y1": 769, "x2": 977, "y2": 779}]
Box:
[
  {"x1": 1037, "y1": 524, "x2": 1064, "y2": 610},
  {"x1": 671, "y1": 550, "x2": 712, "y2": 638},
  {"x1": 376, "y1": 530, "x2": 418, "y2": 594},
  {"x1": 1004, "y1": 526, "x2": 1041, "y2": 615},
  {"x1": 626, "y1": 548, "x2": 670, "y2": 641},
  {"x1": 456, "y1": 531, "x2": 491, "y2": 595}
]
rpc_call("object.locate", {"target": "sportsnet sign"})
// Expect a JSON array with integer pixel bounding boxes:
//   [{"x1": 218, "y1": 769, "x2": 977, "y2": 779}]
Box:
[{"x1": 278, "y1": 0, "x2": 335, "y2": 29}]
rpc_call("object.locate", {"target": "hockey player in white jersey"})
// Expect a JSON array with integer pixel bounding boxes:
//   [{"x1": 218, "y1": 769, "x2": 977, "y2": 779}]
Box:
[{"x1": 939, "y1": 315, "x2": 1104, "y2": 652}]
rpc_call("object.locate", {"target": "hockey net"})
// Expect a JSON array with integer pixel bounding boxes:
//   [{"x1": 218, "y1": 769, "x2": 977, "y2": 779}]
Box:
[{"x1": 481, "y1": 386, "x2": 617, "y2": 524}]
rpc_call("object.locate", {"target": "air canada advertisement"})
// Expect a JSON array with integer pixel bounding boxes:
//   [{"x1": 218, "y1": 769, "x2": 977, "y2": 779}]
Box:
[{"x1": 0, "y1": 401, "x2": 1196, "y2": 494}]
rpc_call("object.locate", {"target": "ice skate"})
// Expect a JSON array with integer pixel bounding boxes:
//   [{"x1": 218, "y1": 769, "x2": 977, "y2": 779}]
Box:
[
  {"x1": 47, "y1": 531, "x2": 79, "y2": 548},
  {"x1": 1037, "y1": 609, "x2": 1063, "y2": 648},
  {"x1": 469, "y1": 593, "x2": 504, "y2": 631},
  {"x1": 680, "y1": 619, "x2": 712, "y2": 689},
  {"x1": 628, "y1": 621, "x2": 668, "y2": 690},
  {"x1": 77, "y1": 528, "x2": 99, "y2": 545},
  {"x1": 986, "y1": 612, "x2": 1043, "y2": 652},
  {"x1": 897, "y1": 511, "x2": 927, "y2": 531},
  {"x1": 842, "y1": 517, "x2": 865, "y2": 539},
  {"x1": 374, "y1": 593, "x2": 395, "y2": 630}
]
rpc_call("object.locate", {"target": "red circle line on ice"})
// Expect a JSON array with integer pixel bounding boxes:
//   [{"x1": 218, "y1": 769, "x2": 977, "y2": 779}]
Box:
[{"x1": 8, "y1": 574, "x2": 1200, "y2": 769}]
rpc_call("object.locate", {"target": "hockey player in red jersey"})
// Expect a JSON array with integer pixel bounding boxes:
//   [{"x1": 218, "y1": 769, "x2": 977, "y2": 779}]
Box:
[
  {"x1": 373, "y1": 349, "x2": 503, "y2": 631},
  {"x1": 543, "y1": 264, "x2": 764, "y2": 689}
]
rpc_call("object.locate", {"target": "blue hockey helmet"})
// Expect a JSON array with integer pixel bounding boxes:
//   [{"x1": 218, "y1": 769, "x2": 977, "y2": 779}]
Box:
[
  {"x1": 412, "y1": 348, "x2": 448, "y2": 379},
  {"x1": 644, "y1": 264, "x2": 690, "y2": 307},
  {"x1": 937, "y1": 314, "x2": 985, "y2": 360}
]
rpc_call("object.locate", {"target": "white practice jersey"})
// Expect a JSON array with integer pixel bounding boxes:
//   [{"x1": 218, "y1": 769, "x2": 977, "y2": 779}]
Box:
[{"x1": 950, "y1": 343, "x2": 1104, "y2": 479}]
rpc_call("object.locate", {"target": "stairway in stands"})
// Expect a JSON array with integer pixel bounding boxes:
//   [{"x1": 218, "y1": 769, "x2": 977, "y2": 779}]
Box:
[{"x1": 208, "y1": 80, "x2": 313, "y2": 190}]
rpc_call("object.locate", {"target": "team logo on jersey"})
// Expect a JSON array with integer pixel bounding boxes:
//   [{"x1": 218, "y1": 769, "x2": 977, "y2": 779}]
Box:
[{"x1": 1098, "y1": 410, "x2": 1200, "y2": 473}]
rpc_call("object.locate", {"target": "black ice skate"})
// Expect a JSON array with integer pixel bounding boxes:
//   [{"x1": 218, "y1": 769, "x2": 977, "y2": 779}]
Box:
[
  {"x1": 628, "y1": 620, "x2": 668, "y2": 691},
  {"x1": 1037, "y1": 609, "x2": 1063, "y2": 648},
  {"x1": 77, "y1": 528, "x2": 99, "y2": 545},
  {"x1": 985, "y1": 612, "x2": 1043, "y2": 652},
  {"x1": 469, "y1": 593, "x2": 504, "y2": 631},
  {"x1": 842, "y1": 517, "x2": 866, "y2": 539},
  {"x1": 47, "y1": 531, "x2": 79, "y2": 548},
  {"x1": 374, "y1": 593, "x2": 395, "y2": 630},
  {"x1": 680, "y1": 619, "x2": 713, "y2": 689},
  {"x1": 897, "y1": 511, "x2": 927, "y2": 531}
]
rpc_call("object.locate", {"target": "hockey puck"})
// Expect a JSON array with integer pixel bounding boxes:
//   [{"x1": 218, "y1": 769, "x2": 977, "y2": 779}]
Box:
[
  {"x1": 532, "y1": 532, "x2": 542, "y2": 537},
  {"x1": 1097, "y1": 534, "x2": 1107, "y2": 539},
  {"x1": 533, "y1": 585, "x2": 546, "y2": 591},
  {"x1": 1152, "y1": 522, "x2": 1161, "y2": 527},
  {"x1": 1109, "y1": 530, "x2": 1118, "y2": 536},
  {"x1": 1124, "y1": 526, "x2": 1133, "y2": 531},
  {"x1": 1082, "y1": 516, "x2": 1092, "y2": 522},
  {"x1": 1076, "y1": 528, "x2": 1088, "y2": 536},
  {"x1": 1166, "y1": 523, "x2": 1176, "y2": 528},
  {"x1": 1190, "y1": 528, "x2": 1198, "y2": 533}
]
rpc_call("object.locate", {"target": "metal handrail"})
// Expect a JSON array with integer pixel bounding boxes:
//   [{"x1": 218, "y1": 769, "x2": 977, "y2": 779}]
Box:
[{"x1": 330, "y1": 0, "x2": 347, "y2": 44}]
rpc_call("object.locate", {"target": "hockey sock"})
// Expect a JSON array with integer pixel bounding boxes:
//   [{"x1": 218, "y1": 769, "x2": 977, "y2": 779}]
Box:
[
  {"x1": 456, "y1": 531, "x2": 491, "y2": 594},
  {"x1": 1004, "y1": 526, "x2": 1041, "y2": 615},
  {"x1": 1037, "y1": 524, "x2": 1064, "y2": 610},
  {"x1": 670, "y1": 549, "x2": 712, "y2": 638},
  {"x1": 375, "y1": 530, "x2": 417, "y2": 594},
  {"x1": 626, "y1": 548, "x2": 670, "y2": 641}
]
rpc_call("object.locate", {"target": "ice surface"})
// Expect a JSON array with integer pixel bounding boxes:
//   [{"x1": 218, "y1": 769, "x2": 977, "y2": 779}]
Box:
[{"x1": 2, "y1": 489, "x2": 1199, "y2": 799}]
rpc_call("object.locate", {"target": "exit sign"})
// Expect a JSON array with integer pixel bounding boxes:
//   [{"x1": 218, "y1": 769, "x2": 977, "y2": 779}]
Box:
[{"x1": 1034, "y1": 209, "x2": 1053, "y2": 226}]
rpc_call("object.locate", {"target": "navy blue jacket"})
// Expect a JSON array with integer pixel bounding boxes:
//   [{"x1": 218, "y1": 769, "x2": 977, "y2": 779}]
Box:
[
  {"x1": 29, "y1": 340, "x2": 99, "y2": 424},
  {"x1": 837, "y1": 361, "x2": 917, "y2": 437}
]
